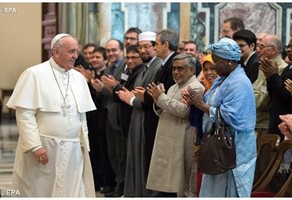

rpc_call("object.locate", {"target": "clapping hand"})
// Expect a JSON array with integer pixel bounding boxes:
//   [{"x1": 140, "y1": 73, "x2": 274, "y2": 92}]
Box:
[
  {"x1": 278, "y1": 114, "x2": 292, "y2": 139},
  {"x1": 284, "y1": 78, "x2": 292, "y2": 94},
  {"x1": 259, "y1": 57, "x2": 278, "y2": 79},
  {"x1": 181, "y1": 89, "x2": 191, "y2": 106},
  {"x1": 187, "y1": 86, "x2": 204, "y2": 107},
  {"x1": 132, "y1": 86, "x2": 145, "y2": 101},
  {"x1": 91, "y1": 78, "x2": 104, "y2": 92},
  {"x1": 74, "y1": 66, "x2": 94, "y2": 82},
  {"x1": 146, "y1": 82, "x2": 165, "y2": 103},
  {"x1": 116, "y1": 87, "x2": 134, "y2": 105},
  {"x1": 101, "y1": 75, "x2": 119, "y2": 90}
]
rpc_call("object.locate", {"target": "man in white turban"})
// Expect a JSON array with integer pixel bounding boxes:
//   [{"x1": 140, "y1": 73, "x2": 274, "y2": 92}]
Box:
[
  {"x1": 117, "y1": 31, "x2": 162, "y2": 197},
  {"x1": 7, "y1": 33, "x2": 96, "y2": 197}
]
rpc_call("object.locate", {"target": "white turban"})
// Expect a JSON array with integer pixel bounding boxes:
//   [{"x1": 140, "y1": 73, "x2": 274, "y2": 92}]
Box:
[
  {"x1": 50, "y1": 33, "x2": 70, "y2": 49},
  {"x1": 138, "y1": 31, "x2": 156, "y2": 42}
]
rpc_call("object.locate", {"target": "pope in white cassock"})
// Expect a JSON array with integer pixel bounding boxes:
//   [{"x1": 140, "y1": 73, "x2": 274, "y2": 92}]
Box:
[{"x1": 6, "y1": 34, "x2": 96, "y2": 197}]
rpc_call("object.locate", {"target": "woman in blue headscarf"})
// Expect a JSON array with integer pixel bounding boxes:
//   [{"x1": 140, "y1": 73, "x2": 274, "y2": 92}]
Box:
[{"x1": 186, "y1": 37, "x2": 257, "y2": 197}]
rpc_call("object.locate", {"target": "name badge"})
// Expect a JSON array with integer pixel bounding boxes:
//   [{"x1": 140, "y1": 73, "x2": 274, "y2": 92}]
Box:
[{"x1": 121, "y1": 73, "x2": 129, "y2": 81}]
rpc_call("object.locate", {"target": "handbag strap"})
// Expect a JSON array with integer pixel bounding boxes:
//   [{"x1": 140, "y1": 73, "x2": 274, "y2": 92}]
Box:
[{"x1": 215, "y1": 108, "x2": 233, "y2": 137}]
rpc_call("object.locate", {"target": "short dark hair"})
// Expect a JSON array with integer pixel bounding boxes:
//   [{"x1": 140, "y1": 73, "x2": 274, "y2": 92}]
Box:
[
  {"x1": 125, "y1": 27, "x2": 142, "y2": 35},
  {"x1": 126, "y1": 45, "x2": 139, "y2": 54},
  {"x1": 224, "y1": 17, "x2": 245, "y2": 31},
  {"x1": 233, "y1": 29, "x2": 257, "y2": 50},
  {"x1": 93, "y1": 47, "x2": 107, "y2": 60},
  {"x1": 83, "y1": 43, "x2": 97, "y2": 50}
]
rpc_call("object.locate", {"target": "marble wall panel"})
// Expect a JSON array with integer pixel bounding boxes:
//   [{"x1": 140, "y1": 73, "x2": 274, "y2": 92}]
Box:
[
  {"x1": 215, "y1": 3, "x2": 280, "y2": 42},
  {"x1": 59, "y1": 2, "x2": 292, "y2": 49}
]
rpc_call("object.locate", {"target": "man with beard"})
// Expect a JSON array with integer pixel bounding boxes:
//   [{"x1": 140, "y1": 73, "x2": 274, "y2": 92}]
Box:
[{"x1": 116, "y1": 31, "x2": 162, "y2": 196}]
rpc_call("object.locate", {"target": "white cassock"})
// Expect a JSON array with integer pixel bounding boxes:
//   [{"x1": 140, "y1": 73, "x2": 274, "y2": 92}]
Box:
[{"x1": 7, "y1": 58, "x2": 96, "y2": 197}]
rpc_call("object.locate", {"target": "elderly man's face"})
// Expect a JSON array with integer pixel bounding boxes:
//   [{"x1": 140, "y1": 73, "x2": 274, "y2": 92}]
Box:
[
  {"x1": 54, "y1": 37, "x2": 79, "y2": 70},
  {"x1": 257, "y1": 36, "x2": 275, "y2": 59},
  {"x1": 172, "y1": 59, "x2": 194, "y2": 85}
]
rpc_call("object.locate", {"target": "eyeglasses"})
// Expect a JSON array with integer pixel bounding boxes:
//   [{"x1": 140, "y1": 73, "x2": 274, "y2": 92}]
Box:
[
  {"x1": 285, "y1": 45, "x2": 292, "y2": 50},
  {"x1": 238, "y1": 43, "x2": 248, "y2": 48},
  {"x1": 126, "y1": 56, "x2": 140, "y2": 60},
  {"x1": 124, "y1": 37, "x2": 137, "y2": 41},
  {"x1": 137, "y1": 44, "x2": 153, "y2": 51},
  {"x1": 258, "y1": 44, "x2": 273, "y2": 50}
]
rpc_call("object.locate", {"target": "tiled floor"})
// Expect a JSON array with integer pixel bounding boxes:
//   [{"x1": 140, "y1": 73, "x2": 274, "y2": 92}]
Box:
[{"x1": 0, "y1": 114, "x2": 105, "y2": 197}]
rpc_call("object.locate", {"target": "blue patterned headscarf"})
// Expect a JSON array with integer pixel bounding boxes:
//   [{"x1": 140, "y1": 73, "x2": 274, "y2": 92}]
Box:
[{"x1": 209, "y1": 37, "x2": 241, "y2": 61}]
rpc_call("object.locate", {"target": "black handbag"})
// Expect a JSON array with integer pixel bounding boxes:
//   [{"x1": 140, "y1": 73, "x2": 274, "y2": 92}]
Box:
[{"x1": 198, "y1": 108, "x2": 236, "y2": 175}]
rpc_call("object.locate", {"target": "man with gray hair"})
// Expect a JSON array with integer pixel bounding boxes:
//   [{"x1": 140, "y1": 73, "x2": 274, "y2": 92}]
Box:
[
  {"x1": 7, "y1": 33, "x2": 96, "y2": 197},
  {"x1": 146, "y1": 54, "x2": 204, "y2": 196},
  {"x1": 259, "y1": 36, "x2": 292, "y2": 192},
  {"x1": 254, "y1": 34, "x2": 287, "y2": 138},
  {"x1": 143, "y1": 30, "x2": 178, "y2": 193},
  {"x1": 259, "y1": 35, "x2": 292, "y2": 138}
]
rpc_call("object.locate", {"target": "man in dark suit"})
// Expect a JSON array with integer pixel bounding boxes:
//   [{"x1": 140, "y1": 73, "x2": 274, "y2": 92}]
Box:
[
  {"x1": 143, "y1": 29, "x2": 179, "y2": 197},
  {"x1": 233, "y1": 29, "x2": 259, "y2": 83},
  {"x1": 260, "y1": 38, "x2": 292, "y2": 140},
  {"x1": 91, "y1": 39, "x2": 126, "y2": 197}
]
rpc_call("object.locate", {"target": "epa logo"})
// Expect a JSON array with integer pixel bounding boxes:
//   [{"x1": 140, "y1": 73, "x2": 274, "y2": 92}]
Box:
[
  {"x1": 0, "y1": 189, "x2": 20, "y2": 197},
  {"x1": 1, "y1": 8, "x2": 17, "y2": 13}
]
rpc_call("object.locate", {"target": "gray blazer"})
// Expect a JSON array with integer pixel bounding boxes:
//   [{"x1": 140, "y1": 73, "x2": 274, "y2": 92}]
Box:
[{"x1": 102, "y1": 57, "x2": 126, "y2": 131}]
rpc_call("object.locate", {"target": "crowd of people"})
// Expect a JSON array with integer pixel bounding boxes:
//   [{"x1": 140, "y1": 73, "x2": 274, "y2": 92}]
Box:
[{"x1": 6, "y1": 16, "x2": 292, "y2": 197}]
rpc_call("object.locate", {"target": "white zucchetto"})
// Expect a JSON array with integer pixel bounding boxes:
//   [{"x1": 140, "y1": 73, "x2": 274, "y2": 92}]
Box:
[
  {"x1": 50, "y1": 33, "x2": 70, "y2": 49},
  {"x1": 138, "y1": 31, "x2": 156, "y2": 42}
]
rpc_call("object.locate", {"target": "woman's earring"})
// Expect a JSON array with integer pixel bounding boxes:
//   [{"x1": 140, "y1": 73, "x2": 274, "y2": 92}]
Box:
[{"x1": 229, "y1": 62, "x2": 231, "y2": 66}]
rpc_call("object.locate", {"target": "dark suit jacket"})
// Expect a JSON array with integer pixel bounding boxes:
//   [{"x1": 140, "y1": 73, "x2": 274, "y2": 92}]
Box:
[
  {"x1": 267, "y1": 64, "x2": 292, "y2": 140},
  {"x1": 102, "y1": 57, "x2": 126, "y2": 131},
  {"x1": 112, "y1": 63, "x2": 145, "y2": 137},
  {"x1": 87, "y1": 69, "x2": 107, "y2": 131},
  {"x1": 241, "y1": 52, "x2": 260, "y2": 84}
]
